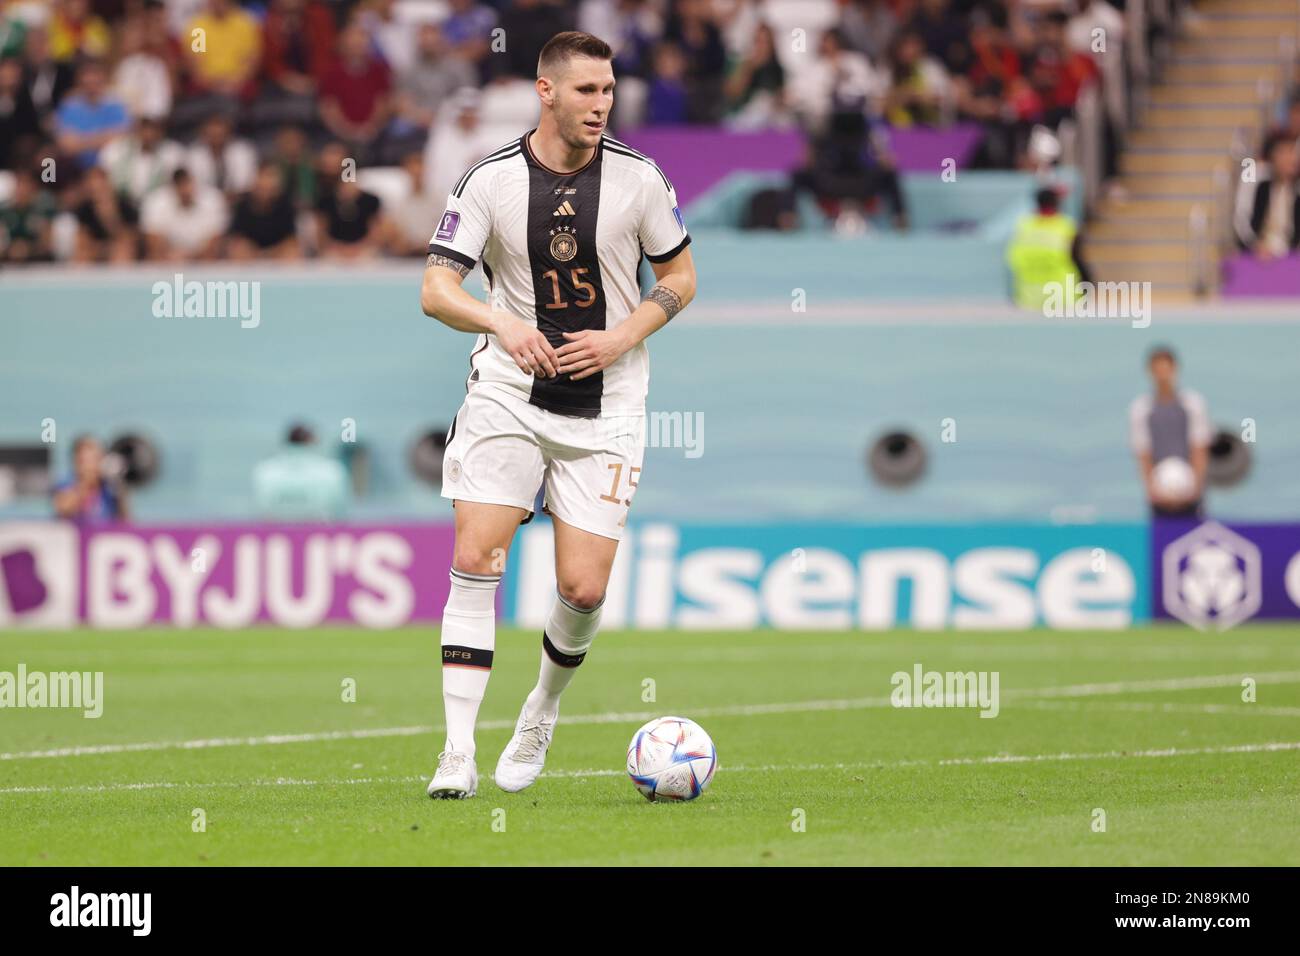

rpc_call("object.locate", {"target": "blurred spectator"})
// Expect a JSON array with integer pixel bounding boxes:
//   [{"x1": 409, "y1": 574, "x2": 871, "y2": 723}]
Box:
[
  {"x1": 442, "y1": 0, "x2": 498, "y2": 79},
  {"x1": 788, "y1": 28, "x2": 884, "y2": 136},
  {"x1": 1129, "y1": 347, "x2": 1210, "y2": 519},
  {"x1": 645, "y1": 41, "x2": 688, "y2": 125},
  {"x1": 664, "y1": 0, "x2": 727, "y2": 123},
  {"x1": 1235, "y1": 132, "x2": 1299, "y2": 259},
  {"x1": 228, "y1": 163, "x2": 301, "y2": 259},
  {"x1": 72, "y1": 165, "x2": 137, "y2": 262},
  {"x1": 270, "y1": 124, "x2": 317, "y2": 210},
  {"x1": 183, "y1": 0, "x2": 262, "y2": 100},
  {"x1": 714, "y1": 0, "x2": 763, "y2": 58},
  {"x1": 1282, "y1": 97, "x2": 1300, "y2": 145},
  {"x1": 580, "y1": 0, "x2": 658, "y2": 79},
  {"x1": 187, "y1": 111, "x2": 258, "y2": 196},
  {"x1": 318, "y1": 23, "x2": 393, "y2": 163},
  {"x1": 0, "y1": 168, "x2": 56, "y2": 262},
  {"x1": 1022, "y1": 11, "x2": 1099, "y2": 132},
  {"x1": 0, "y1": 55, "x2": 41, "y2": 169},
  {"x1": 313, "y1": 141, "x2": 382, "y2": 257},
  {"x1": 315, "y1": 172, "x2": 384, "y2": 259},
  {"x1": 362, "y1": 0, "x2": 418, "y2": 76},
  {"x1": 905, "y1": 0, "x2": 969, "y2": 75},
  {"x1": 48, "y1": 0, "x2": 112, "y2": 64},
  {"x1": 253, "y1": 424, "x2": 350, "y2": 521},
  {"x1": 382, "y1": 152, "x2": 440, "y2": 256},
  {"x1": 260, "y1": 0, "x2": 335, "y2": 128},
  {"x1": 52, "y1": 435, "x2": 129, "y2": 524},
  {"x1": 55, "y1": 59, "x2": 129, "y2": 169},
  {"x1": 883, "y1": 29, "x2": 952, "y2": 128},
  {"x1": 140, "y1": 167, "x2": 228, "y2": 260},
  {"x1": 99, "y1": 115, "x2": 184, "y2": 207},
  {"x1": 492, "y1": 0, "x2": 575, "y2": 81},
  {"x1": 955, "y1": 6, "x2": 1024, "y2": 168},
  {"x1": 1068, "y1": 0, "x2": 1124, "y2": 117},
  {"x1": 423, "y1": 86, "x2": 493, "y2": 202},
  {"x1": 1005, "y1": 186, "x2": 1090, "y2": 311},
  {"x1": 21, "y1": 25, "x2": 75, "y2": 121},
  {"x1": 723, "y1": 20, "x2": 786, "y2": 129},
  {"x1": 111, "y1": 11, "x2": 174, "y2": 120},
  {"x1": 0, "y1": 6, "x2": 28, "y2": 60},
  {"x1": 393, "y1": 22, "x2": 476, "y2": 147},
  {"x1": 837, "y1": 0, "x2": 898, "y2": 64},
  {"x1": 791, "y1": 110, "x2": 907, "y2": 231}
]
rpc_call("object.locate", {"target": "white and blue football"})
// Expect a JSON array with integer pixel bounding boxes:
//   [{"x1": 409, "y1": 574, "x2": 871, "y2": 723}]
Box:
[{"x1": 626, "y1": 716, "x2": 717, "y2": 802}]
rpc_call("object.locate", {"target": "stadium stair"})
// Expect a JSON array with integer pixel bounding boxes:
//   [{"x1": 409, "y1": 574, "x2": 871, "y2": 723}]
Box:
[{"x1": 1082, "y1": 0, "x2": 1297, "y2": 299}]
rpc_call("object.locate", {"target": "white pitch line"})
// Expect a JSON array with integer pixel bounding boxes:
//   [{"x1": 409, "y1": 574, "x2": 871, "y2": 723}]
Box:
[
  {"x1": 3, "y1": 740, "x2": 1299, "y2": 796},
  {"x1": 1022, "y1": 700, "x2": 1300, "y2": 718},
  {"x1": 4, "y1": 669, "x2": 1300, "y2": 762}
]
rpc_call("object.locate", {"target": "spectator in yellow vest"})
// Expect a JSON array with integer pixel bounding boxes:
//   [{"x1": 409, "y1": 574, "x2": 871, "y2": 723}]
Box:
[{"x1": 1005, "y1": 187, "x2": 1091, "y2": 312}]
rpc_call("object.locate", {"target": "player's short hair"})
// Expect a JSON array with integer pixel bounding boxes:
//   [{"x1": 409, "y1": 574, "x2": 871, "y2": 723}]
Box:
[
  {"x1": 1147, "y1": 345, "x2": 1177, "y2": 367},
  {"x1": 537, "y1": 31, "x2": 613, "y2": 79},
  {"x1": 1035, "y1": 187, "x2": 1060, "y2": 212},
  {"x1": 287, "y1": 424, "x2": 316, "y2": 445}
]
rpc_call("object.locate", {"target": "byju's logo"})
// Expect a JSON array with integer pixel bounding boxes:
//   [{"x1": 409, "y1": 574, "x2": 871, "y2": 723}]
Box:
[
  {"x1": 0, "y1": 523, "x2": 78, "y2": 628},
  {"x1": 1163, "y1": 521, "x2": 1261, "y2": 631}
]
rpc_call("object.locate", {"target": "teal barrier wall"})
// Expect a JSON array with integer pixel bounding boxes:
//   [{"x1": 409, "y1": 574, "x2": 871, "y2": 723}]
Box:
[{"x1": 2, "y1": 269, "x2": 1296, "y2": 524}]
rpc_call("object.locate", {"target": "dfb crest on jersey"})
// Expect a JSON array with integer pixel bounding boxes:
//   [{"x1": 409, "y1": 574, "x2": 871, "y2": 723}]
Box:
[
  {"x1": 1162, "y1": 521, "x2": 1261, "y2": 631},
  {"x1": 550, "y1": 226, "x2": 577, "y2": 262}
]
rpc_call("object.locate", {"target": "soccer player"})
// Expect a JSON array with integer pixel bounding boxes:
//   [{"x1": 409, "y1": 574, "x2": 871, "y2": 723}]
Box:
[{"x1": 419, "y1": 31, "x2": 696, "y2": 798}]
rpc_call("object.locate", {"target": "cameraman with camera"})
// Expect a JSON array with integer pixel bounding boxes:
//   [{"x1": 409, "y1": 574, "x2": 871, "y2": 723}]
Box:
[{"x1": 51, "y1": 434, "x2": 130, "y2": 524}]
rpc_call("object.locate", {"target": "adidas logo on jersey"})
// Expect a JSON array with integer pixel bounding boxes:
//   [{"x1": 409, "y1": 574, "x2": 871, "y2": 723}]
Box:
[{"x1": 553, "y1": 201, "x2": 576, "y2": 217}]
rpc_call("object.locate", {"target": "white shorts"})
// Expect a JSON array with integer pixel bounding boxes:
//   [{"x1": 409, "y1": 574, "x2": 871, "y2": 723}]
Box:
[{"x1": 441, "y1": 383, "x2": 645, "y2": 541}]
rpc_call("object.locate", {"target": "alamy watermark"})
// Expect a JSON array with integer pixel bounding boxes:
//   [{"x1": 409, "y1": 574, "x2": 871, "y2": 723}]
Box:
[
  {"x1": 1042, "y1": 275, "x2": 1152, "y2": 327},
  {"x1": 890, "y1": 664, "x2": 1000, "y2": 718},
  {"x1": 152, "y1": 273, "x2": 261, "y2": 328},
  {"x1": 0, "y1": 664, "x2": 103, "y2": 718},
  {"x1": 50, "y1": 886, "x2": 150, "y2": 935},
  {"x1": 637, "y1": 411, "x2": 703, "y2": 458}
]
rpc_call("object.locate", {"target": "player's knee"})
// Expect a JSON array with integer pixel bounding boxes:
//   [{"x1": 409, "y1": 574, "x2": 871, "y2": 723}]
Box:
[
  {"x1": 558, "y1": 581, "x2": 605, "y2": 612},
  {"x1": 452, "y1": 544, "x2": 504, "y2": 577}
]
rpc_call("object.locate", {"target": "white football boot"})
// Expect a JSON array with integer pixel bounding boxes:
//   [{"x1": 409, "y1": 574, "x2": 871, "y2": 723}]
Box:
[
  {"x1": 494, "y1": 705, "x2": 557, "y2": 793},
  {"x1": 427, "y1": 750, "x2": 477, "y2": 799}
]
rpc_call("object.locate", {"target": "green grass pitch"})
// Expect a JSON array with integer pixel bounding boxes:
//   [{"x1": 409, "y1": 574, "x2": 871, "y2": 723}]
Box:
[{"x1": 2, "y1": 625, "x2": 1298, "y2": 866}]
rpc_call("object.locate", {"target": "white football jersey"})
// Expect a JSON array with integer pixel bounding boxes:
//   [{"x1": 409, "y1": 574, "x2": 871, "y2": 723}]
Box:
[{"x1": 427, "y1": 130, "x2": 691, "y2": 419}]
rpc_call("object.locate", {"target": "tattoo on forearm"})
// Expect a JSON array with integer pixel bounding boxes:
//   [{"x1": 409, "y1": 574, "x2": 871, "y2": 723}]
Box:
[
  {"x1": 646, "y1": 284, "x2": 683, "y2": 322},
  {"x1": 427, "y1": 253, "x2": 470, "y2": 278}
]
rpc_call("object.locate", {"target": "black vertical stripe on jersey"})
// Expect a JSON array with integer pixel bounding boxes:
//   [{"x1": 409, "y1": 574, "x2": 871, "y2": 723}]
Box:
[{"x1": 525, "y1": 140, "x2": 606, "y2": 419}]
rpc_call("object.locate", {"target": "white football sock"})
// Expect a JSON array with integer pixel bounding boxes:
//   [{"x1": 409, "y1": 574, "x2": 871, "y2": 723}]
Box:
[
  {"x1": 525, "y1": 590, "x2": 604, "y2": 715},
  {"x1": 440, "y1": 567, "x2": 501, "y2": 758}
]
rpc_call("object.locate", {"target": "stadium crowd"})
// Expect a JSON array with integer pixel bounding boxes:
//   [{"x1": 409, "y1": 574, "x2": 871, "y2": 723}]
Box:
[{"x1": 0, "y1": 0, "x2": 1120, "y2": 263}]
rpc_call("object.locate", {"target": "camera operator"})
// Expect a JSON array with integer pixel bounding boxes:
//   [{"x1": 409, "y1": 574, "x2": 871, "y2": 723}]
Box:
[{"x1": 51, "y1": 434, "x2": 130, "y2": 523}]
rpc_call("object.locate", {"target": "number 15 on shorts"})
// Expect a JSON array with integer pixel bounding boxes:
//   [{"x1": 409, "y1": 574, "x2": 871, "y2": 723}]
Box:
[{"x1": 600, "y1": 463, "x2": 641, "y2": 508}]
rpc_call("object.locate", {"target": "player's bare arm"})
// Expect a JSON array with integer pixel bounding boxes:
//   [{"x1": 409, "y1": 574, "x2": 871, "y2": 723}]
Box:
[
  {"x1": 556, "y1": 247, "x2": 696, "y2": 381},
  {"x1": 421, "y1": 256, "x2": 559, "y2": 378}
]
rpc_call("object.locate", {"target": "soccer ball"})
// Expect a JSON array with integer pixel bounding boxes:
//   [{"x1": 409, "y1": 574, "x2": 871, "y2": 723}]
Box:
[
  {"x1": 1153, "y1": 456, "x2": 1197, "y2": 502},
  {"x1": 626, "y1": 716, "x2": 717, "y2": 802}
]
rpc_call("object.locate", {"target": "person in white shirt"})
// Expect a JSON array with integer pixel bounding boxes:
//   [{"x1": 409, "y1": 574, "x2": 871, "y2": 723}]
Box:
[
  {"x1": 186, "y1": 112, "x2": 258, "y2": 196},
  {"x1": 140, "y1": 167, "x2": 229, "y2": 260},
  {"x1": 1235, "y1": 132, "x2": 1300, "y2": 259},
  {"x1": 112, "y1": 13, "x2": 173, "y2": 120},
  {"x1": 98, "y1": 116, "x2": 185, "y2": 207}
]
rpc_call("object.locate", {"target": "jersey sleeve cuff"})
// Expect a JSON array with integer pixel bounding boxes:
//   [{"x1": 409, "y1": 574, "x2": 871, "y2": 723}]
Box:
[
  {"x1": 427, "y1": 243, "x2": 477, "y2": 271},
  {"x1": 645, "y1": 234, "x2": 691, "y2": 264}
]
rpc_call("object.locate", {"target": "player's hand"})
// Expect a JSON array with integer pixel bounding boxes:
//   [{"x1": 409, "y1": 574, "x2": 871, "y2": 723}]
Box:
[
  {"x1": 491, "y1": 314, "x2": 559, "y2": 378},
  {"x1": 555, "y1": 329, "x2": 630, "y2": 381}
]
